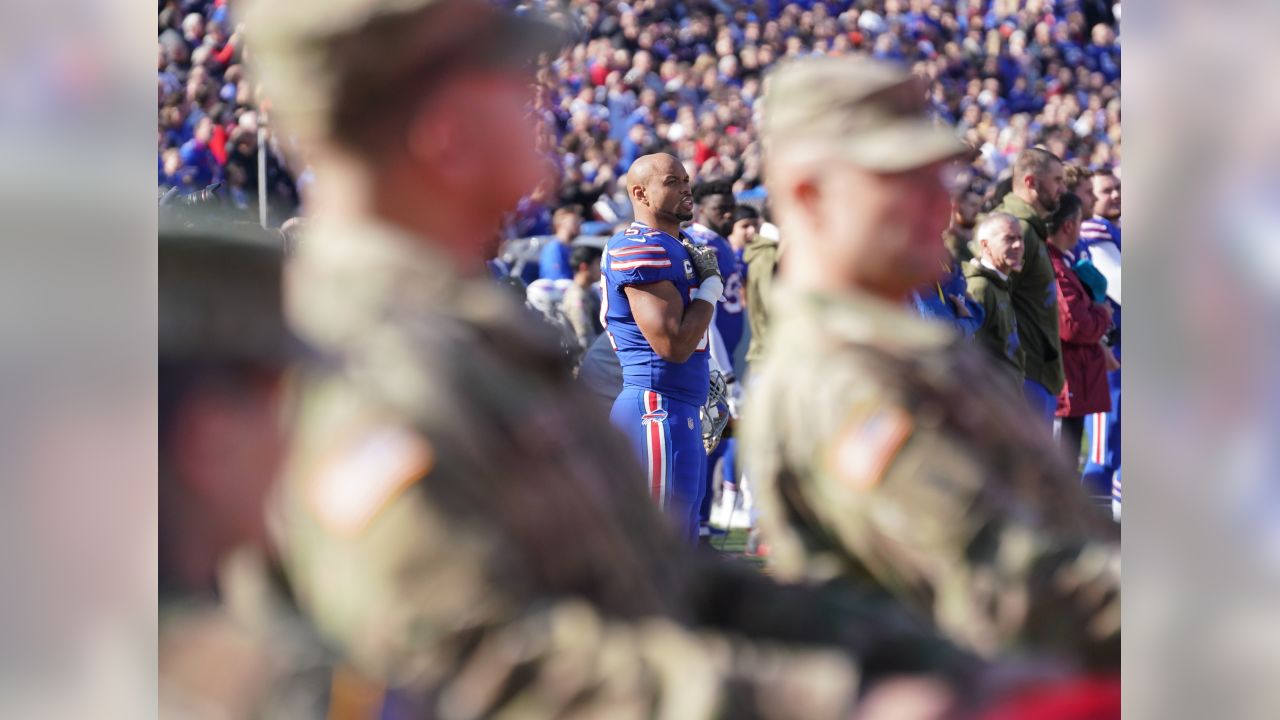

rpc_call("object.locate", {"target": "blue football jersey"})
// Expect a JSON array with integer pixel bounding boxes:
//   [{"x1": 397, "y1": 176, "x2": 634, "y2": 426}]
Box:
[
  {"x1": 687, "y1": 223, "x2": 746, "y2": 366},
  {"x1": 1077, "y1": 216, "x2": 1121, "y2": 255},
  {"x1": 602, "y1": 222, "x2": 710, "y2": 407},
  {"x1": 1076, "y1": 215, "x2": 1122, "y2": 329}
]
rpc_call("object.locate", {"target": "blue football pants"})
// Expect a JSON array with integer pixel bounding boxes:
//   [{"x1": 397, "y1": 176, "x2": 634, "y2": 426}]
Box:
[
  {"x1": 1083, "y1": 347, "x2": 1121, "y2": 502},
  {"x1": 700, "y1": 436, "x2": 738, "y2": 525},
  {"x1": 1023, "y1": 378, "x2": 1058, "y2": 426},
  {"x1": 611, "y1": 386, "x2": 707, "y2": 544}
]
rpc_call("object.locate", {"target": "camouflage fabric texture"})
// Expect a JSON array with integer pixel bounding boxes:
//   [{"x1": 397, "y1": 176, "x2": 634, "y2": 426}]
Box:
[
  {"x1": 160, "y1": 550, "x2": 338, "y2": 719},
  {"x1": 275, "y1": 219, "x2": 978, "y2": 718},
  {"x1": 741, "y1": 286, "x2": 1120, "y2": 672}
]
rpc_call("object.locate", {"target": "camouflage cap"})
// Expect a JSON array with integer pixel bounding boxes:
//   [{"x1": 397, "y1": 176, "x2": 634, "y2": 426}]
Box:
[
  {"x1": 762, "y1": 57, "x2": 968, "y2": 172},
  {"x1": 159, "y1": 215, "x2": 298, "y2": 365},
  {"x1": 241, "y1": 0, "x2": 570, "y2": 143}
]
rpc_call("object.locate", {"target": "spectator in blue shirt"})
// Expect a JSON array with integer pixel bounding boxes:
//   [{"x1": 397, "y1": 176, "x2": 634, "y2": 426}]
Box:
[
  {"x1": 912, "y1": 261, "x2": 985, "y2": 340},
  {"x1": 618, "y1": 123, "x2": 652, "y2": 174},
  {"x1": 538, "y1": 206, "x2": 583, "y2": 281},
  {"x1": 1007, "y1": 76, "x2": 1044, "y2": 115},
  {"x1": 1085, "y1": 23, "x2": 1121, "y2": 82},
  {"x1": 178, "y1": 116, "x2": 218, "y2": 187}
]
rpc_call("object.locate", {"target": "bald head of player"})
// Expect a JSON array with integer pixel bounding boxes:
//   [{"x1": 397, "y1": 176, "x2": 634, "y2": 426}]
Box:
[{"x1": 626, "y1": 153, "x2": 694, "y2": 236}]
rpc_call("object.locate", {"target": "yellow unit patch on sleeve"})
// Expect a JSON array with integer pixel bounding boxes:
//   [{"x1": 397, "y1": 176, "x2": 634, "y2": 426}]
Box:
[
  {"x1": 830, "y1": 405, "x2": 913, "y2": 492},
  {"x1": 307, "y1": 424, "x2": 434, "y2": 537}
]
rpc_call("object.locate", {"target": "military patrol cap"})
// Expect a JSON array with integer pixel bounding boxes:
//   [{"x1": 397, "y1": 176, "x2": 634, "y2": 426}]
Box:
[
  {"x1": 242, "y1": 0, "x2": 571, "y2": 143},
  {"x1": 762, "y1": 56, "x2": 968, "y2": 171},
  {"x1": 160, "y1": 214, "x2": 297, "y2": 365}
]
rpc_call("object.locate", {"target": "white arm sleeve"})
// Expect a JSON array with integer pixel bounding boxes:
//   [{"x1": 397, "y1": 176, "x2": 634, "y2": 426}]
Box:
[
  {"x1": 1089, "y1": 241, "x2": 1122, "y2": 305},
  {"x1": 707, "y1": 306, "x2": 733, "y2": 381}
]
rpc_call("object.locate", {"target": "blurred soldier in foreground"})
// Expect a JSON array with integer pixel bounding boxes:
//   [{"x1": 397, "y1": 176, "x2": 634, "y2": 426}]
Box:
[
  {"x1": 743, "y1": 56, "x2": 1121, "y2": 671},
  {"x1": 159, "y1": 216, "x2": 331, "y2": 717},
  {"x1": 244, "y1": 1, "x2": 996, "y2": 716}
]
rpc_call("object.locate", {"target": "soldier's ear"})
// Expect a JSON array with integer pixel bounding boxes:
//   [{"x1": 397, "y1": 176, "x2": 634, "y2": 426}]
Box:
[
  {"x1": 406, "y1": 103, "x2": 456, "y2": 172},
  {"x1": 792, "y1": 177, "x2": 821, "y2": 225}
]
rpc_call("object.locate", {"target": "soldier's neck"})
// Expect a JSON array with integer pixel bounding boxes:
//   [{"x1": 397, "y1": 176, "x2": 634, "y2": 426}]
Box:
[
  {"x1": 308, "y1": 154, "x2": 492, "y2": 275},
  {"x1": 781, "y1": 250, "x2": 911, "y2": 304}
]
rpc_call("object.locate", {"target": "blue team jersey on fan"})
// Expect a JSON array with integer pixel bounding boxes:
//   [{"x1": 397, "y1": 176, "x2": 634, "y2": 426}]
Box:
[
  {"x1": 686, "y1": 224, "x2": 746, "y2": 368},
  {"x1": 1077, "y1": 216, "x2": 1121, "y2": 255},
  {"x1": 602, "y1": 221, "x2": 710, "y2": 407}
]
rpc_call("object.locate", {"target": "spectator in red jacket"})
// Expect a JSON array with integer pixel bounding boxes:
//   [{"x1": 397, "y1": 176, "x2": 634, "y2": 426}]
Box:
[{"x1": 1047, "y1": 192, "x2": 1114, "y2": 467}]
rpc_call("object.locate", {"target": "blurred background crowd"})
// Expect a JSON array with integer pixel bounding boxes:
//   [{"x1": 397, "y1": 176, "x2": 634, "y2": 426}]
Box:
[{"x1": 158, "y1": 0, "x2": 1120, "y2": 232}]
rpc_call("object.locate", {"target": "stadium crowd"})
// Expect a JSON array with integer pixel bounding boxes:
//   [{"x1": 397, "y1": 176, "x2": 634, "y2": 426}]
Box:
[
  {"x1": 515, "y1": 0, "x2": 1120, "y2": 232},
  {"x1": 159, "y1": 0, "x2": 1119, "y2": 223}
]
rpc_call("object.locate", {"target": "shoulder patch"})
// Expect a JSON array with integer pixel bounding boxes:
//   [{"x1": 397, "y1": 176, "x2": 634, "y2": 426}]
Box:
[
  {"x1": 829, "y1": 405, "x2": 913, "y2": 491},
  {"x1": 307, "y1": 424, "x2": 434, "y2": 537}
]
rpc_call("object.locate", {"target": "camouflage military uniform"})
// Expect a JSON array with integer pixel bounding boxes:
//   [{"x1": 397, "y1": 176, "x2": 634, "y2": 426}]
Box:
[
  {"x1": 742, "y1": 287, "x2": 1120, "y2": 670},
  {"x1": 160, "y1": 550, "x2": 337, "y2": 719},
  {"x1": 278, "y1": 219, "x2": 978, "y2": 717},
  {"x1": 159, "y1": 217, "x2": 336, "y2": 719},
  {"x1": 995, "y1": 193, "x2": 1065, "y2": 396}
]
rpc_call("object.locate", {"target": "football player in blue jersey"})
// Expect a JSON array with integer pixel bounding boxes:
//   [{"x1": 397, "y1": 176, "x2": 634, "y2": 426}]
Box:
[
  {"x1": 686, "y1": 181, "x2": 750, "y2": 539},
  {"x1": 688, "y1": 181, "x2": 749, "y2": 374},
  {"x1": 602, "y1": 153, "x2": 722, "y2": 543}
]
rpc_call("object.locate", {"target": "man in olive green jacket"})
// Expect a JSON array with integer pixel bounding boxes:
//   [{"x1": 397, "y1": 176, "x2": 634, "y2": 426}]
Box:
[
  {"x1": 994, "y1": 148, "x2": 1066, "y2": 424},
  {"x1": 743, "y1": 231, "x2": 782, "y2": 368},
  {"x1": 965, "y1": 212, "x2": 1026, "y2": 392}
]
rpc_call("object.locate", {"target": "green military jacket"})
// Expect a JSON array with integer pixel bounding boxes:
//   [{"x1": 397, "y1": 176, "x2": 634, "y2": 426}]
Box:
[
  {"x1": 743, "y1": 236, "x2": 781, "y2": 367},
  {"x1": 741, "y1": 286, "x2": 1120, "y2": 670},
  {"x1": 277, "y1": 217, "x2": 976, "y2": 718},
  {"x1": 993, "y1": 193, "x2": 1064, "y2": 395},
  {"x1": 963, "y1": 259, "x2": 1025, "y2": 392}
]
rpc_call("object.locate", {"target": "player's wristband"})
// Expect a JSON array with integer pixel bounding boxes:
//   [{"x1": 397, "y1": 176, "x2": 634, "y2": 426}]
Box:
[{"x1": 692, "y1": 276, "x2": 724, "y2": 304}]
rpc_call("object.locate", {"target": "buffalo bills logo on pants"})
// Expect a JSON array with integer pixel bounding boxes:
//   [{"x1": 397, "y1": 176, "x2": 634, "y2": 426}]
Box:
[{"x1": 611, "y1": 387, "x2": 708, "y2": 544}]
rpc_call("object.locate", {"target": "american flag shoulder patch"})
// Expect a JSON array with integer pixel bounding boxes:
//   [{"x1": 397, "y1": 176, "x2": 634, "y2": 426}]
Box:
[
  {"x1": 307, "y1": 423, "x2": 434, "y2": 537},
  {"x1": 828, "y1": 404, "x2": 913, "y2": 491}
]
